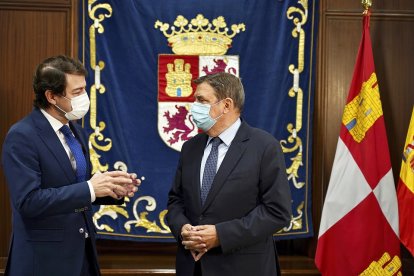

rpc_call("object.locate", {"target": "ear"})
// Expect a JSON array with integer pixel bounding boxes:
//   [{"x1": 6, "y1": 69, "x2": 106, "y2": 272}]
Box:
[
  {"x1": 44, "y1": 90, "x2": 58, "y2": 105},
  {"x1": 223, "y1": 98, "x2": 234, "y2": 113}
]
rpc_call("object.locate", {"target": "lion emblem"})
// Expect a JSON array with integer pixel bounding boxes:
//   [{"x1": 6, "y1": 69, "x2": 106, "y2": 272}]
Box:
[
  {"x1": 163, "y1": 105, "x2": 195, "y2": 145},
  {"x1": 202, "y1": 58, "x2": 237, "y2": 75}
]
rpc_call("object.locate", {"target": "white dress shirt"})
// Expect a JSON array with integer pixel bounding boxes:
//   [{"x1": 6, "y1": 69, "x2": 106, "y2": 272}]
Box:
[
  {"x1": 200, "y1": 118, "x2": 241, "y2": 186},
  {"x1": 40, "y1": 109, "x2": 96, "y2": 202}
]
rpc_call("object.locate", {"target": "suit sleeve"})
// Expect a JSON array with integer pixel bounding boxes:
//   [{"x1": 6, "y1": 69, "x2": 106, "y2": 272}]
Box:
[
  {"x1": 215, "y1": 140, "x2": 292, "y2": 253},
  {"x1": 94, "y1": 196, "x2": 123, "y2": 205},
  {"x1": 2, "y1": 129, "x2": 92, "y2": 218},
  {"x1": 166, "y1": 153, "x2": 191, "y2": 241}
]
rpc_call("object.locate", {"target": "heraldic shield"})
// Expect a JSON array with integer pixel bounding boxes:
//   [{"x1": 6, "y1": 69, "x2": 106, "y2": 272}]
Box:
[{"x1": 158, "y1": 54, "x2": 239, "y2": 151}]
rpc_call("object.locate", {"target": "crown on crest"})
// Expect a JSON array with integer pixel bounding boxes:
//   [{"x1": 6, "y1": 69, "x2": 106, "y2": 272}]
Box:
[{"x1": 155, "y1": 14, "x2": 246, "y2": 55}]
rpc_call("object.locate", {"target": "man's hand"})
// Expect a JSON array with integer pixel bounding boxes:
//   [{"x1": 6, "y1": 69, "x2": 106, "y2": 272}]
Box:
[
  {"x1": 181, "y1": 224, "x2": 207, "y2": 251},
  {"x1": 193, "y1": 225, "x2": 220, "y2": 251},
  {"x1": 123, "y1": 173, "x2": 141, "y2": 197},
  {"x1": 181, "y1": 224, "x2": 207, "y2": 261},
  {"x1": 90, "y1": 171, "x2": 140, "y2": 199},
  {"x1": 180, "y1": 224, "x2": 220, "y2": 261},
  {"x1": 190, "y1": 249, "x2": 206, "y2": 262}
]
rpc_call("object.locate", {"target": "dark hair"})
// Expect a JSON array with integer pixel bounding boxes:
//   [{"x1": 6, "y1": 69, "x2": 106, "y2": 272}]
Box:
[
  {"x1": 194, "y1": 72, "x2": 245, "y2": 112},
  {"x1": 33, "y1": 55, "x2": 87, "y2": 109}
]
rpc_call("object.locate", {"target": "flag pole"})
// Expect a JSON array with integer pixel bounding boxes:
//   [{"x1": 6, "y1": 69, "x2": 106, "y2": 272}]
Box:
[{"x1": 362, "y1": 0, "x2": 372, "y2": 14}]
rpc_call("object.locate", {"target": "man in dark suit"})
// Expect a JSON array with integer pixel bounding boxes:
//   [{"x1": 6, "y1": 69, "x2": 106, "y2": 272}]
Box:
[
  {"x1": 2, "y1": 55, "x2": 140, "y2": 276},
  {"x1": 167, "y1": 72, "x2": 292, "y2": 276}
]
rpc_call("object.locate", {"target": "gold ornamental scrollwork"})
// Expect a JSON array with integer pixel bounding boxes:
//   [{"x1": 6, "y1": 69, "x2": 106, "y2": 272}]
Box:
[
  {"x1": 279, "y1": 0, "x2": 308, "y2": 233},
  {"x1": 87, "y1": 1, "x2": 171, "y2": 236},
  {"x1": 124, "y1": 196, "x2": 170, "y2": 233},
  {"x1": 88, "y1": 0, "x2": 112, "y2": 174},
  {"x1": 277, "y1": 201, "x2": 304, "y2": 233}
]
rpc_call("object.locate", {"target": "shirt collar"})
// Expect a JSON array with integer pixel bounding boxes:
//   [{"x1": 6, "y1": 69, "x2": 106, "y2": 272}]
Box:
[
  {"x1": 207, "y1": 118, "x2": 241, "y2": 147},
  {"x1": 40, "y1": 108, "x2": 66, "y2": 132}
]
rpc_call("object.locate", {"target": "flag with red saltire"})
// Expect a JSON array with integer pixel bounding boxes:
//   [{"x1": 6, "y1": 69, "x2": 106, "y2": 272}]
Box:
[
  {"x1": 315, "y1": 12, "x2": 401, "y2": 275},
  {"x1": 397, "y1": 107, "x2": 414, "y2": 256}
]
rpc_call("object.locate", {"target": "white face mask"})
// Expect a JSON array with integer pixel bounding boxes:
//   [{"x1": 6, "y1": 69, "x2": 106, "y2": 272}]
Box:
[{"x1": 55, "y1": 93, "x2": 90, "y2": 120}]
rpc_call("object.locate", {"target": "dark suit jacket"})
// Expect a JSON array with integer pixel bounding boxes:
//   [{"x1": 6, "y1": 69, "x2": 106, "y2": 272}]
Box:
[
  {"x1": 1, "y1": 108, "x2": 109, "y2": 276},
  {"x1": 167, "y1": 120, "x2": 292, "y2": 276}
]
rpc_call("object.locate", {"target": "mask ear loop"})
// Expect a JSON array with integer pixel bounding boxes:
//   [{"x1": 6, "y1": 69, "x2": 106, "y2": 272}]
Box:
[
  {"x1": 54, "y1": 96, "x2": 71, "y2": 116},
  {"x1": 211, "y1": 99, "x2": 227, "y2": 121},
  {"x1": 211, "y1": 99, "x2": 223, "y2": 107}
]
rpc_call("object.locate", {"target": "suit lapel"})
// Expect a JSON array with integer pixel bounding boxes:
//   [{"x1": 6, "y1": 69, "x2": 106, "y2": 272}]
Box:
[
  {"x1": 30, "y1": 109, "x2": 76, "y2": 182},
  {"x1": 201, "y1": 121, "x2": 250, "y2": 212}
]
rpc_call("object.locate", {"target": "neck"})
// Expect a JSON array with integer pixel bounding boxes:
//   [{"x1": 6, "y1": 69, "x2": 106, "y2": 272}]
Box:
[{"x1": 44, "y1": 105, "x2": 69, "y2": 125}]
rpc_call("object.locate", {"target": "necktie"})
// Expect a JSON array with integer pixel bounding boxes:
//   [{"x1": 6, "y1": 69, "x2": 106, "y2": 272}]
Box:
[
  {"x1": 201, "y1": 137, "x2": 222, "y2": 205},
  {"x1": 60, "y1": 125, "x2": 87, "y2": 182}
]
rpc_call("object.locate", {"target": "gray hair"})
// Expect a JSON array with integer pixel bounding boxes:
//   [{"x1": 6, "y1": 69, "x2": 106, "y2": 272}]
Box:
[{"x1": 194, "y1": 72, "x2": 245, "y2": 112}]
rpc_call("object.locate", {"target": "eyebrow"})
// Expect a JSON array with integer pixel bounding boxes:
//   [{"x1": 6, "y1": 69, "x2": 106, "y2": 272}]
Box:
[
  {"x1": 72, "y1": 87, "x2": 85, "y2": 93},
  {"x1": 195, "y1": 94, "x2": 208, "y2": 101}
]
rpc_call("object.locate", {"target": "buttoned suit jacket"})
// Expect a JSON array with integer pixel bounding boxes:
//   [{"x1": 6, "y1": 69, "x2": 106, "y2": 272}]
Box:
[
  {"x1": 167, "y1": 121, "x2": 292, "y2": 276},
  {"x1": 2, "y1": 108, "x2": 112, "y2": 276}
]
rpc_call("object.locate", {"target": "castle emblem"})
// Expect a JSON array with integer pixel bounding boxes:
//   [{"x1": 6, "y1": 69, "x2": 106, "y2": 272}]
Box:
[
  {"x1": 155, "y1": 14, "x2": 245, "y2": 151},
  {"x1": 359, "y1": 252, "x2": 401, "y2": 275},
  {"x1": 166, "y1": 59, "x2": 193, "y2": 97},
  {"x1": 342, "y1": 73, "x2": 383, "y2": 143}
]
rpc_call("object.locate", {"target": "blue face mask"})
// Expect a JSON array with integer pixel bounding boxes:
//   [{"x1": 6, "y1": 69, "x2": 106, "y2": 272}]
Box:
[{"x1": 190, "y1": 101, "x2": 223, "y2": 131}]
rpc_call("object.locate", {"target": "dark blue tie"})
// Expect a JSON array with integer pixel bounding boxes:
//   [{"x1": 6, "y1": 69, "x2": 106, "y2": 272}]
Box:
[
  {"x1": 201, "y1": 137, "x2": 222, "y2": 206},
  {"x1": 60, "y1": 125, "x2": 87, "y2": 182}
]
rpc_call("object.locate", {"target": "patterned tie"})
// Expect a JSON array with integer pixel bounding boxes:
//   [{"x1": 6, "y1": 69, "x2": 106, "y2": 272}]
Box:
[
  {"x1": 60, "y1": 125, "x2": 87, "y2": 182},
  {"x1": 201, "y1": 137, "x2": 222, "y2": 206}
]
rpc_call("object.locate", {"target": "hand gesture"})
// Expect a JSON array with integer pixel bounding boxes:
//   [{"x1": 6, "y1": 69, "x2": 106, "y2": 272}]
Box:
[
  {"x1": 192, "y1": 225, "x2": 220, "y2": 251},
  {"x1": 181, "y1": 224, "x2": 213, "y2": 261},
  {"x1": 122, "y1": 173, "x2": 141, "y2": 197},
  {"x1": 90, "y1": 171, "x2": 141, "y2": 199}
]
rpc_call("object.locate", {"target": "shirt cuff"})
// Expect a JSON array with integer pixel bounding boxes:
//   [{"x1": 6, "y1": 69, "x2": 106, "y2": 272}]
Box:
[{"x1": 87, "y1": 180, "x2": 96, "y2": 202}]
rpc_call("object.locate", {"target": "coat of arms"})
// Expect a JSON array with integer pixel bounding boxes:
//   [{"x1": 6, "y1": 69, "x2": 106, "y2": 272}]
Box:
[{"x1": 155, "y1": 14, "x2": 245, "y2": 151}]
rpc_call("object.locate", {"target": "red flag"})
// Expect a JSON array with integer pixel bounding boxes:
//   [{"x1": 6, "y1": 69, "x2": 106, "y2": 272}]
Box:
[
  {"x1": 315, "y1": 12, "x2": 401, "y2": 275},
  {"x1": 397, "y1": 107, "x2": 414, "y2": 256}
]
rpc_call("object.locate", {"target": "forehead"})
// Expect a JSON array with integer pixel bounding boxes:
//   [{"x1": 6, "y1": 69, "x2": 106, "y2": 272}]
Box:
[
  {"x1": 65, "y1": 74, "x2": 86, "y2": 90},
  {"x1": 194, "y1": 82, "x2": 217, "y2": 100}
]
